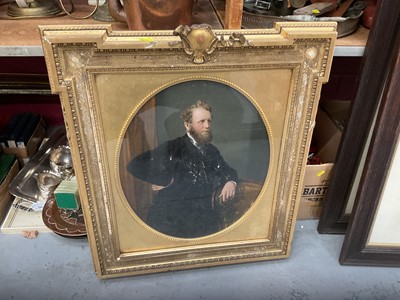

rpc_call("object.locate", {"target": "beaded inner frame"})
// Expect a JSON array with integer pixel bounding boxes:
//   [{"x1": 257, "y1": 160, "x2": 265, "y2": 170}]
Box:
[{"x1": 40, "y1": 23, "x2": 336, "y2": 278}]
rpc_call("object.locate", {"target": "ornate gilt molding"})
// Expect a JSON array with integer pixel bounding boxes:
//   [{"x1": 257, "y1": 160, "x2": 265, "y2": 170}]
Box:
[
  {"x1": 173, "y1": 24, "x2": 252, "y2": 64},
  {"x1": 39, "y1": 23, "x2": 337, "y2": 278}
]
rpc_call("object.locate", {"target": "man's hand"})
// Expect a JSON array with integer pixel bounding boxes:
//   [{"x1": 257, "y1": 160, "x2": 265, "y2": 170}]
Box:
[
  {"x1": 219, "y1": 181, "x2": 236, "y2": 203},
  {"x1": 151, "y1": 184, "x2": 166, "y2": 191},
  {"x1": 151, "y1": 178, "x2": 174, "y2": 191}
]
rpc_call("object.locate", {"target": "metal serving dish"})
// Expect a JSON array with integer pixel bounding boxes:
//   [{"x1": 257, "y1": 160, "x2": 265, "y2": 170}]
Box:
[{"x1": 9, "y1": 128, "x2": 68, "y2": 203}]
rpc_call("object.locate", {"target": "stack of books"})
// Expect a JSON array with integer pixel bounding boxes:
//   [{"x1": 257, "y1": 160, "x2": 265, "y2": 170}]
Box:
[
  {"x1": 0, "y1": 112, "x2": 45, "y2": 166},
  {"x1": 0, "y1": 113, "x2": 41, "y2": 149}
]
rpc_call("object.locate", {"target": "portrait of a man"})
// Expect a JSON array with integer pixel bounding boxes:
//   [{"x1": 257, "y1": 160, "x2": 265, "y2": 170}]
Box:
[
  {"x1": 127, "y1": 100, "x2": 238, "y2": 238},
  {"x1": 119, "y1": 80, "x2": 269, "y2": 239}
]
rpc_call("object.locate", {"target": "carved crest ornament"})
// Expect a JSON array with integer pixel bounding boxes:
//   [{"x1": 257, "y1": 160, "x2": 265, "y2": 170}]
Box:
[{"x1": 173, "y1": 24, "x2": 251, "y2": 64}]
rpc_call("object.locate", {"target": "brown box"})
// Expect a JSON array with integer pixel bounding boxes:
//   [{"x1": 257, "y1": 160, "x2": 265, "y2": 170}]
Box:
[
  {"x1": 320, "y1": 100, "x2": 351, "y2": 131},
  {"x1": 0, "y1": 160, "x2": 19, "y2": 222},
  {"x1": 2, "y1": 117, "x2": 46, "y2": 168},
  {"x1": 297, "y1": 102, "x2": 349, "y2": 220}
]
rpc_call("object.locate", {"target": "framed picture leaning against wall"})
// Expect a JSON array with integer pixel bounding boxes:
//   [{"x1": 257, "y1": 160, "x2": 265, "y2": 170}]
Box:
[{"x1": 40, "y1": 22, "x2": 336, "y2": 278}]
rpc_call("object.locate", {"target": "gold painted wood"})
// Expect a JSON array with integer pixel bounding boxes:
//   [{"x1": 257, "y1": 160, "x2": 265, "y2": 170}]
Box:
[
  {"x1": 40, "y1": 23, "x2": 336, "y2": 278},
  {"x1": 224, "y1": 0, "x2": 243, "y2": 29}
]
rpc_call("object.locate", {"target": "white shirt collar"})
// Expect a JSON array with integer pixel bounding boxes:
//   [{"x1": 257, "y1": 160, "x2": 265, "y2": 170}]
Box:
[{"x1": 187, "y1": 132, "x2": 198, "y2": 146}]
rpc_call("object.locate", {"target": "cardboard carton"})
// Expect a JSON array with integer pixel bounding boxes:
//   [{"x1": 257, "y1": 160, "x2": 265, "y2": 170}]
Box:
[{"x1": 297, "y1": 101, "x2": 350, "y2": 219}]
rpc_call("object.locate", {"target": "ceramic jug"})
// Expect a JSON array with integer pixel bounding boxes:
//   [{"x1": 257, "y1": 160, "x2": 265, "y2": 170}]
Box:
[{"x1": 108, "y1": 0, "x2": 194, "y2": 30}]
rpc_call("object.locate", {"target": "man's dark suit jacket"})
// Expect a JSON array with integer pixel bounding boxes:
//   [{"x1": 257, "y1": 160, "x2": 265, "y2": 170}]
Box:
[{"x1": 127, "y1": 134, "x2": 238, "y2": 238}]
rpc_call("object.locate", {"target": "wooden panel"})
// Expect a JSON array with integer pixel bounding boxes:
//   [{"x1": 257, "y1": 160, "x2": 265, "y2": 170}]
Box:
[
  {"x1": 318, "y1": 0, "x2": 400, "y2": 234},
  {"x1": 225, "y1": 0, "x2": 243, "y2": 29}
]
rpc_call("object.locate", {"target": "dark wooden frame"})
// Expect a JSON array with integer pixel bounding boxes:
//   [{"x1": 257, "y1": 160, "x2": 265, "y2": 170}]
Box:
[
  {"x1": 317, "y1": 0, "x2": 400, "y2": 234},
  {"x1": 339, "y1": 27, "x2": 400, "y2": 265}
]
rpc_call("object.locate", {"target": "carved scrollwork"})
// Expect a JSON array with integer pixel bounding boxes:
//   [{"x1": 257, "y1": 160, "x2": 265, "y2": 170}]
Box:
[
  {"x1": 173, "y1": 24, "x2": 253, "y2": 64},
  {"x1": 219, "y1": 32, "x2": 252, "y2": 47},
  {"x1": 173, "y1": 24, "x2": 219, "y2": 64}
]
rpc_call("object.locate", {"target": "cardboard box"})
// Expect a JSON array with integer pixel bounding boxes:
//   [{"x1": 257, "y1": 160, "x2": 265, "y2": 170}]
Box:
[
  {"x1": 1, "y1": 197, "x2": 52, "y2": 234},
  {"x1": 297, "y1": 101, "x2": 350, "y2": 219},
  {"x1": 0, "y1": 160, "x2": 19, "y2": 222},
  {"x1": 320, "y1": 100, "x2": 351, "y2": 131}
]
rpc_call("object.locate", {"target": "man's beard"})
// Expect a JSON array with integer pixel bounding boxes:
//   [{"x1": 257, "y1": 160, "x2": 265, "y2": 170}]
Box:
[{"x1": 189, "y1": 127, "x2": 212, "y2": 145}]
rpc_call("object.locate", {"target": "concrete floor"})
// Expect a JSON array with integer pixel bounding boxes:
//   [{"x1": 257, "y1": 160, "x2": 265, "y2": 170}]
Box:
[{"x1": 1, "y1": 220, "x2": 399, "y2": 300}]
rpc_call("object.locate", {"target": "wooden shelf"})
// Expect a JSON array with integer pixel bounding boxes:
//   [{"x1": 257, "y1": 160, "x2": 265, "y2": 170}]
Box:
[
  {"x1": 210, "y1": 0, "x2": 368, "y2": 56},
  {"x1": 0, "y1": 1, "x2": 368, "y2": 57},
  {"x1": 334, "y1": 26, "x2": 369, "y2": 56},
  {"x1": 0, "y1": 0, "x2": 222, "y2": 56}
]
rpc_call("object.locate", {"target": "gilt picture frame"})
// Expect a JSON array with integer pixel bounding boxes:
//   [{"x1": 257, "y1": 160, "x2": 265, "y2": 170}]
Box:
[{"x1": 40, "y1": 23, "x2": 336, "y2": 278}]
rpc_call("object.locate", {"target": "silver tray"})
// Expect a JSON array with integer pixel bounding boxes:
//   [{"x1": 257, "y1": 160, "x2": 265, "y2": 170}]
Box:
[{"x1": 9, "y1": 128, "x2": 68, "y2": 203}]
